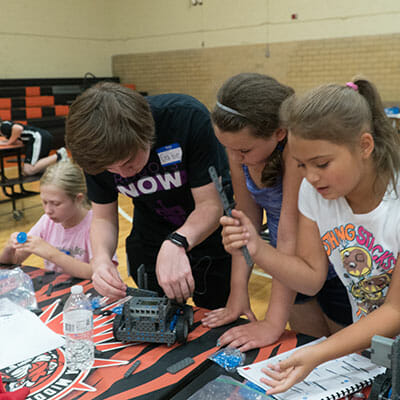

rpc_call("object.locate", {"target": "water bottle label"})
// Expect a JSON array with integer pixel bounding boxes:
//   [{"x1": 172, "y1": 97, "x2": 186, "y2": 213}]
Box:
[{"x1": 64, "y1": 310, "x2": 93, "y2": 334}]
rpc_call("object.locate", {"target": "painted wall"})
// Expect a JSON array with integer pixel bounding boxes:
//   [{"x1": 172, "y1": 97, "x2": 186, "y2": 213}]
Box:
[
  {"x1": 1, "y1": 0, "x2": 400, "y2": 78},
  {"x1": 114, "y1": 0, "x2": 400, "y2": 54},
  {"x1": 0, "y1": 0, "x2": 118, "y2": 78}
]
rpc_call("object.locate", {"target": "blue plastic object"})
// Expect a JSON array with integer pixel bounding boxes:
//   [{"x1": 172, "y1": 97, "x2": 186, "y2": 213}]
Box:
[
  {"x1": 385, "y1": 106, "x2": 400, "y2": 115},
  {"x1": 16, "y1": 232, "x2": 27, "y2": 244},
  {"x1": 209, "y1": 347, "x2": 246, "y2": 372},
  {"x1": 169, "y1": 310, "x2": 181, "y2": 331},
  {"x1": 91, "y1": 296, "x2": 102, "y2": 309},
  {"x1": 111, "y1": 305, "x2": 123, "y2": 315}
]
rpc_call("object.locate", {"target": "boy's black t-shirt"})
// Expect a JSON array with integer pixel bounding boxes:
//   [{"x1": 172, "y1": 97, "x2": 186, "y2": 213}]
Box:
[{"x1": 85, "y1": 93, "x2": 230, "y2": 253}]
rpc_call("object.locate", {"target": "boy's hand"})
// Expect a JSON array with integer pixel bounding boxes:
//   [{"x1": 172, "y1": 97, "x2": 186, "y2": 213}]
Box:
[
  {"x1": 91, "y1": 258, "x2": 126, "y2": 300},
  {"x1": 220, "y1": 209, "x2": 260, "y2": 257},
  {"x1": 156, "y1": 240, "x2": 194, "y2": 304}
]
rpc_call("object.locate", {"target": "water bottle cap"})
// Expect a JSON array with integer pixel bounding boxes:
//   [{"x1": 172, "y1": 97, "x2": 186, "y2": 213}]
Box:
[
  {"x1": 71, "y1": 285, "x2": 83, "y2": 294},
  {"x1": 17, "y1": 232, "x2": 27, "y2": 244}
]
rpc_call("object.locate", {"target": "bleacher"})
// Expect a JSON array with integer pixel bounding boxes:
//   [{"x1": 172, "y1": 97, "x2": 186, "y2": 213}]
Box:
[
  {"x1": 0, "y1": 74, "x2": 121, "y2": 148},
  {"x1": 0, "y1": 75, "x2": 141, "y2": 219}
]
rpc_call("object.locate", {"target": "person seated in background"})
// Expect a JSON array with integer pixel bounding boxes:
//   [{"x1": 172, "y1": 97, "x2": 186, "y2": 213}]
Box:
[
  {"x1": 0, "y1": 160, "x2": 103, "y2": 279},
  {"x1": 0, "y1": 118, "x2": 68, "y2": 175},
  {"x1": 65, "y1": 82, "x2": 232, "y2": 309}
]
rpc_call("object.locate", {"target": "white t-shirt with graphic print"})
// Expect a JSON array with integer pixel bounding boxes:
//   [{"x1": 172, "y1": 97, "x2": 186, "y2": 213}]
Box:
[{"x1": 298, "y1": 178, "x2": 400, "y2": 322}]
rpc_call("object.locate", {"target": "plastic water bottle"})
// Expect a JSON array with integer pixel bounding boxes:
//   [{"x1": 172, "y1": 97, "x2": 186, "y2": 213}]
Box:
[{"x1": 63, "y1": 285, "x2": 94, "y2": 371}]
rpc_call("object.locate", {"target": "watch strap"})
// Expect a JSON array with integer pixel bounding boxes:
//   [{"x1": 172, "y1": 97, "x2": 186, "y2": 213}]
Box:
[{"x1": 166, "y1": 232, "x2": 189, "y2": 251}]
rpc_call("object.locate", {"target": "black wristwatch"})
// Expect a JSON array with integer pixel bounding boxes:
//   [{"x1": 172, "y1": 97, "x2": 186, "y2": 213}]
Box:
[{"x1": 166, "y1": 232, "x2": 189, "y2": 251}]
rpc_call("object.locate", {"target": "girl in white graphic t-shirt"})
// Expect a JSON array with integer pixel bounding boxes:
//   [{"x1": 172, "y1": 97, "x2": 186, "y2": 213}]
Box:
[
  {"x1": 220, "y1": 78, "x2": 400, "y2": 394},
  {"x1": 1, "y1": 160, "x2": 95, "y2": 279}
]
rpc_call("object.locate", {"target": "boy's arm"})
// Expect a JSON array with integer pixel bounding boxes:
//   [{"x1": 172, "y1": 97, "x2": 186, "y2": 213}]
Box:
[
  {"x1": 156, "y1": 180, "x2": 224, "y2": 303},
  {"x1": 90, "y1": 201, "x2": 126, "y2": 298}
]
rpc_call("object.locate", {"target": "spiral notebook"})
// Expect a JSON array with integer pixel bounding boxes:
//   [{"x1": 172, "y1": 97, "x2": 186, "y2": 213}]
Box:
[{"x1": 237, "y1": 338, "x2": 386, "y2": 400}]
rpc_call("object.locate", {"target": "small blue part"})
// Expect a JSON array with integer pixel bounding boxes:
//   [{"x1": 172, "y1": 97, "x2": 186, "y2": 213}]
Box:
[
  {"x1": 61, "y1": 249, "x2": 71, "y2": 255},
  {"x1": 17, "y1": 232, "x2": 27, "y2": 244},
  {"x1": 388, "y1": 387, "x2": 392, "y2": 398},
  {"x1": 209, "y1": 347, "x2": 245, "y2": 372},
  {"x1": 169, "y1": 310, "x2": 180, "y2": 331},
  {"x1": 112, "y1": 305, "x2": 123, "y2": 315},
  {"x1": 91, "y1": 297, "x2": 102, "y2": 309}
]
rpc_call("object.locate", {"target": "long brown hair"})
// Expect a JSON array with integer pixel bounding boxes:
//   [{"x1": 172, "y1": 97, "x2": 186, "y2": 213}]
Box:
[{"x1": 211, "y1": 73, "x2": 294, "y2": 186}]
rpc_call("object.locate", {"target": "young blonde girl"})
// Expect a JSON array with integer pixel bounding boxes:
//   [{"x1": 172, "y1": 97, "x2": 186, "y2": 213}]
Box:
[
  {"x1": 202, "y1": 73, "x2": 352, "y2": 351},
  {"x1": 0, "y1": 160, "x2": 93, "y2": 279},
  {"x1": 221, "y1": 78, "x2": 400, "y2": 393}
]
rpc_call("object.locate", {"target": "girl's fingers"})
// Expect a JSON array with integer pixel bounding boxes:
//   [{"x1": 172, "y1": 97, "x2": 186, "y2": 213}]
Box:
[
  {"x1": 220, "y1": 216, "x2": 240, "y2": 226},
  {"x1": 223, "y1": 232, "x2": 249, "y2": 244}
]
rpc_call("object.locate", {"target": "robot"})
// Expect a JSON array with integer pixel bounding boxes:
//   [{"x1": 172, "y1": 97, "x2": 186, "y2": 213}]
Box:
[{"x1": 113, "y1": 286, "x2": 194, "y2": 346}]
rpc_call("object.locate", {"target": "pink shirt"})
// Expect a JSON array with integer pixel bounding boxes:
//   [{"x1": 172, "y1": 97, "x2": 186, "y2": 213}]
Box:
[{"x1": 29, "y1": 210, "x2": 94, "y2": 273}]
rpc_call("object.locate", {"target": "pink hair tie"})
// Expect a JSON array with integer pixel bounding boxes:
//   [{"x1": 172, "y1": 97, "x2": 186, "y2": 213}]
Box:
[{"x1": 346, "y1": 82, "x2": 358, "y2": 91}]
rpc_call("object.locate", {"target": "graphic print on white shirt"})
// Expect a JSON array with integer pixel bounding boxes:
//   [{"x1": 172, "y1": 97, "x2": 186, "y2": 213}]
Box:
[{"x1": 298, "y1": 178, "x2": 400, "y2": 322}]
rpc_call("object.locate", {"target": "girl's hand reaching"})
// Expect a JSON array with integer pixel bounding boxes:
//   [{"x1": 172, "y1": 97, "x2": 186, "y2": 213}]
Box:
[
  {"x1": 201, "y1": 295, "x2": 256, "y2": 328},
  {"x1": 261, "y1": 345, "x2": 321, "y2": 395},
  {"x1": 220, "y1": 209, "x2": 261, "y2": 257}
]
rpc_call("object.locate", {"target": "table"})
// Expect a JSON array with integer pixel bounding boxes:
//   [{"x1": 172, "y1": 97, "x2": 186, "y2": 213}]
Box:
[
  {"x1": 0, "y1": 142, "x2": 41, "y2": 220},
  {"x1": 1, "y1": 266, "x2": 315, "y2": 400}
]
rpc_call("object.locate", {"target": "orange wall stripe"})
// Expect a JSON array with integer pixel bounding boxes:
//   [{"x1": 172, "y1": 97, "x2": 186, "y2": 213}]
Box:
[
  {"x1": 55, "y1": 105, "x2": 69, "y2": 116},
  {"x1": 0, "y1": 98, "x2": 12, "y2": 109},
  {"x1": 26, "y1": 107, "x2": 43, "y2": 119},
  {"x1": 25, "y1": 86, "x2": 41, "y2": 97},
  {"x1": 26, "y1": 96, "x2": 54, "y2": 107},
  {"x1": 0, "y1": 109, "x2": 11, "y2": 120}
]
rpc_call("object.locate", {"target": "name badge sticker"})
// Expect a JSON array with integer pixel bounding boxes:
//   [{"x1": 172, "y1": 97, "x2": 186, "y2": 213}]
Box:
[{"x1": 156, "y1": 143, "x2": 182, "y2": 166}]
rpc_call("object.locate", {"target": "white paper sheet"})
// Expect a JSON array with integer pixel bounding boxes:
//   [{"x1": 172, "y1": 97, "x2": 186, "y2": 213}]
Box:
[
  {"x1": 0, "y1": 298, "x2": 65, "y2": 369},
  {"x1": 237, "y1": 337, "x2": 385, "y2": 400}
]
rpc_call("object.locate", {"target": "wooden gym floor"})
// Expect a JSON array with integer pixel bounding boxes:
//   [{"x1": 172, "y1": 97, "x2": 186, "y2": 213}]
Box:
[{"x1": 0, "y1": 166, "x2": 272, "y2": 320}]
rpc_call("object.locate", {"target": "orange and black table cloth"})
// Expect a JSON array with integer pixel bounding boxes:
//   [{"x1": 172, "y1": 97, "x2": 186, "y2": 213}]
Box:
[{"x1": 0, "y1": 266, "x2": 313, "y2": 400}]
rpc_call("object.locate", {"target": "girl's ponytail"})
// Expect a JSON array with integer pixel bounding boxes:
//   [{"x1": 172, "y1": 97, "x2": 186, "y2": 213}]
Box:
[{"x1": 355, "y1": 78, "x2": 400, "y2": 192}]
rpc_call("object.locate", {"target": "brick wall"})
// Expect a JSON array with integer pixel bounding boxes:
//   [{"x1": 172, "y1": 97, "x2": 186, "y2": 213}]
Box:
[{"x1": 113, "y1": 33, "x2": 400, "y2": 109}]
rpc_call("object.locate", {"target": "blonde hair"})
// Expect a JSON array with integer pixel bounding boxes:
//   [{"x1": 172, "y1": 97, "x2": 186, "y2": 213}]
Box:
[{"x1": 40, "y1": 160, "x2": 91, "y2": 208}]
